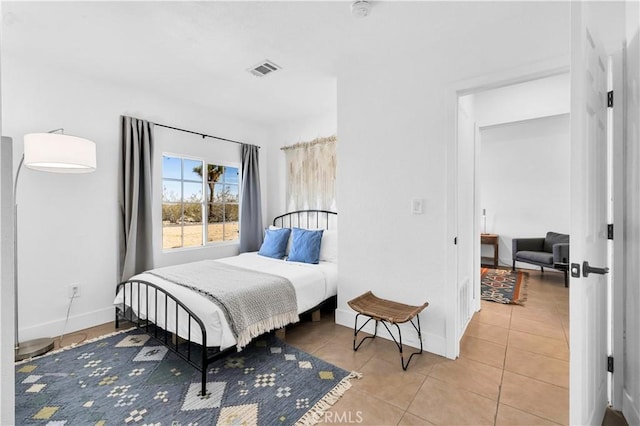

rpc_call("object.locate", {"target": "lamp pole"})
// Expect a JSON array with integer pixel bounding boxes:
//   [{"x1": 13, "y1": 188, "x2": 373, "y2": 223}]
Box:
[
  {"x1": 13, "y1": 129, "x2": 96, "y2": 361},
  {"x1": 14, "y1": 154, "x2": 55, "y2": 361},
  {"x1": 13, "y1": 155, "x2": 22, "y2": 352}
]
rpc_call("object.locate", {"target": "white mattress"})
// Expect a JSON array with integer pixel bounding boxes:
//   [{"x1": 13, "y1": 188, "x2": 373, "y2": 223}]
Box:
[{"x1": 113, "y1": 252, "x2": 337, "y2": 349}]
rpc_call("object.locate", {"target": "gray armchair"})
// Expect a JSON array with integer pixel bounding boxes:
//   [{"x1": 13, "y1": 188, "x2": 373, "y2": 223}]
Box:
[{"x1": 512, "y1": 231, "x2": 570, "y2": 287}]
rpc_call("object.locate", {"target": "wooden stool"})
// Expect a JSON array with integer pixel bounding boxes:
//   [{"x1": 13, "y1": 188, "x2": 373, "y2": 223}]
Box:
[{"x1": 347, "y1": 291, "x2": 429, "y2": 370}]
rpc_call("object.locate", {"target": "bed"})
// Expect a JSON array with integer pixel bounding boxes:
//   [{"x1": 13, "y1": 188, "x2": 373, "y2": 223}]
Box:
[{"x1": 114, "y1": 210, "x2": 337, "y2": 397}]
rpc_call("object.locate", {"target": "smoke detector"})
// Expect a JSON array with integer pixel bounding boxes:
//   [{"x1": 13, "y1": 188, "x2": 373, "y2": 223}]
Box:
[
  {"x1": 351, "y1": 0, "x2": 371, "y2": 18},
  {"x1": 248, "y1": 60, "x2": 281, "y2": 78}
]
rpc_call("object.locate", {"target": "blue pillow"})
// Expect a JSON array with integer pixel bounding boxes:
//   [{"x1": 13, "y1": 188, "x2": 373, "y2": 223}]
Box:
[
  {"x1": 288, "y1": 228, "x2": 324, "y2": 264},
  {"x1": 258, "y1": 228, "x2": 291, "y2": 259}
]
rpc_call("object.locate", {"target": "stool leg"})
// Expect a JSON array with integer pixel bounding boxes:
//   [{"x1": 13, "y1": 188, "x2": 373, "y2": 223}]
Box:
[
  {"x1": 353, "y1": 314, "x2": 378, "y2": 351},
  {"x1": 380, "y1": 317, "x2": 424, "y2": 370},
  {"x1": 402, "y1": 316, "x2": 424, "y2": 370},
  {"x1": 395, "y1": 323, "x2": 405, "y2": 370}
]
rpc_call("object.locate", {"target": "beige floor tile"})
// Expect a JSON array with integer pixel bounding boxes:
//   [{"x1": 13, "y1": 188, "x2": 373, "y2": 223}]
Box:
[
  {"x1": 465, "y1": 320, "x2": 510, "y2": 345},
  {"x1": 398, "y1": 412, "x2": 436, "y2": 425},
  {"x1": 318, "y1": 388, "x2": 405, "y2": 426},
  {"x1": 500, "y1": 371, "x2": 569, "y2": 425},
  {"x1": 407, "y1": 377, "x2": 497, "y2": 425},
  {"x1": 313, "y1": 338, "x2": 375, "y2": 372},
  {"x1": 496, "y1": 403, "x2": 562, "y2": 425},
  {"x1": 459, "y1": 335, "x2": 506, "y2": 368},
  {"x1": 509, "y1": 315, "x2": 567, "y2": 341},
  {"x1": 555, "y1": 301, "x2": 569, "y2": 311},
  {"x1": 504, "y1": 346, "x2": 569, "y2": 388},
  {"x1": 286, "y1": 325, "x2": 340, "y2": 354},
  {"x1": 522, "y1": 294, "x2": 559, "y2": 305},
  {"x1": 472, "y1": 309, "x2": 512, "y2": 328},
  {"x1": 365, "y1": 336, "x2": 447, "y2": 377},
  {"x1": 512, "y1": 302, "x2": 560, "y2": 322},
  {"x1": 357, "y1": 357, "x2": 426, "y2": 410},
  {"x1": 562, "y1": 323, "x2": 570, "y2": 345},
  {"x1": 428, "y1": 356, "x2": 503, "y2": 400},
  {"x1": 286, "y1": 336, "x2": 332, "y2": 354},
  {"x1": 508, "y1": 329, "x2": 569, "y2": 361},
  {"x1": 481, "y1": 299, "x2": 514, "y2": 314}
]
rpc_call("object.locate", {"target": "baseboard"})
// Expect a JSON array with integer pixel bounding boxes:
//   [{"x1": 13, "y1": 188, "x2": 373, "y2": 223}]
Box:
[
  {"x1": 334, "y1": 308, "x2": 448, "y2": 358},
  {"x1": 19, "y1": 306, "x2": 114, "y2": 342},
  {"x1": 622, "y1": 388, "x2": 640, "y2": 426}
]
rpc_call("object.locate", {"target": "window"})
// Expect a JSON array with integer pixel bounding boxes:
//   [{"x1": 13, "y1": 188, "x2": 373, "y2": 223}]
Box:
[
  {"x1": 162, "y1": 155, "x2": 239, "y2": 250},
  {"x1": 206, "y1": 163, "x2": 239, "y2": 243}
]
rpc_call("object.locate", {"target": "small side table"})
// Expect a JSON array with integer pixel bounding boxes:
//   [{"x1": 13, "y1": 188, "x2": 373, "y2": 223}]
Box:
[{"x1": 481, "y1": 233, "x2": 499, "y2": 268}]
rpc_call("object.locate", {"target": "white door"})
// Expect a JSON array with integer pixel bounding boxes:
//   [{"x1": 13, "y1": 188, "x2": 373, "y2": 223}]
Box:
[
  {"x1": 456, "y1": 99, "x2": 477, "y2": 344},
  {"x1": 570, "y1": 2, "x2": 610, "y2": 424}
]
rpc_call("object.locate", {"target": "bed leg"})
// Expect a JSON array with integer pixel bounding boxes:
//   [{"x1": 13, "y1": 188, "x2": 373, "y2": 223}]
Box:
[
  {"x1": 275, "y1": 328, "x2": 286, "y2": 340},
  {"x1": 311, "y1": 309, "x2": 321, "y2": 322},
  {"x1": 201, "y1": 369, "x2": 207, "y2": 398}
]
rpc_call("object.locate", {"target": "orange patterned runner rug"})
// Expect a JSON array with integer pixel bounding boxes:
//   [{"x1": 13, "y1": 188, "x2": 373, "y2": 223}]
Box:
[{"x1": 480, "y1": 268, "x2": 528, "y2": 305}]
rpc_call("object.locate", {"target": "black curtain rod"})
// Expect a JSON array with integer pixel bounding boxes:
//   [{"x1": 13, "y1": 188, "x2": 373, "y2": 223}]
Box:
[{"x1": 153, "y1": 122, "x2": 260, "y2": 149}]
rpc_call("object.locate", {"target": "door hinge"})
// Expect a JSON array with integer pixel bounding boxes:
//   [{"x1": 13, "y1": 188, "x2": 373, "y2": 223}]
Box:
[
  {"x1": 608, "y1": 224, "x2": 614, "y2": 240},
  {"x1": 608, "y1": 356, "x2": 614, "y2": 373},
  {"x1": 608, "y1": 91, "x2": 614, "y2": 108}
]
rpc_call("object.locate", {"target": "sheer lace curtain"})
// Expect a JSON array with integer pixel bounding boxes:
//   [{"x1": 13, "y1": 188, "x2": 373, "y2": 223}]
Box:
[{"x1": 282, "y1": 135, "x2": 336, "y2": 212}]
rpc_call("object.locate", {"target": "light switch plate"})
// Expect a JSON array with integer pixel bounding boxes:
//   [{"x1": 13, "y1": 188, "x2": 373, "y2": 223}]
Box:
[{"x1": 411, "y1": 198, "x2": 424, "y2": 215}]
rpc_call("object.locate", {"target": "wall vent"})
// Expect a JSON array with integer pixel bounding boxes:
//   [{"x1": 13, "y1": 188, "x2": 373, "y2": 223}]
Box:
[{"x1": 248, "y1": 60, "x2": 281, "y2": 77}]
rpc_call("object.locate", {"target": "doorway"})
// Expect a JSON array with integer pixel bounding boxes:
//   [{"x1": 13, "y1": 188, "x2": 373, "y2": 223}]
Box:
[
  {"x1": 454, "y1": 72, "x2": 571, "y2": 339},
  {"x1": 449, "y1": 72, "x2": 573, "y2": 422}
]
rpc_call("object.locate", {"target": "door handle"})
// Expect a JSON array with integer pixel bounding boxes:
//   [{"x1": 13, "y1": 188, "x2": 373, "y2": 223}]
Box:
[{"x1": 582, "y1": 261, "x2": 609, "y2": 277}]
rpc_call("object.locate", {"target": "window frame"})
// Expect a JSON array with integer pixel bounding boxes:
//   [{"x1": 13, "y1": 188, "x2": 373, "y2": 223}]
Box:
[{"x1": 161, "y1": 153, "x2": 241, "y2": 252}]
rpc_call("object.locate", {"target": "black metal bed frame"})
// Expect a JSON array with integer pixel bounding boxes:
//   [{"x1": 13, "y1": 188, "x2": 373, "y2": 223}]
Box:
[
  {"x1": 272, "y1": 209, "x2": 337, "y2": 230},
  {"x1": 115, "y1": 210, "x2": 337, "y2": 397}
]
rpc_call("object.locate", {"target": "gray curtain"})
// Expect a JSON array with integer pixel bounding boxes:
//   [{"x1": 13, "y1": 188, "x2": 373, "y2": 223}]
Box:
[
  {"x1": 119, "y1": 116, "x2": 154, "y2": 281},
  {"x1": 239, "y1": 144, "x2": 263, "y2": 253}
]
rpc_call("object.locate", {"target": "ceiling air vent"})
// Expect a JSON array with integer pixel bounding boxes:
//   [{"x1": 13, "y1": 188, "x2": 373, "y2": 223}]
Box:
[{"x1": 248, "y1": 60, "x2": 281, "y2": 77}]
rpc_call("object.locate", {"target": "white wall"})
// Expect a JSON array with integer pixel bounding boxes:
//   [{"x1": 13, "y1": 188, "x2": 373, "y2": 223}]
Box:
[
  {"x1": 478, "y1": 115, "x2": 571, "y2": 267},
  {"x1": 623, "y1": 0, "x2": 640, "y2": 422},
  {"x1": 335, "y1": 1, "x2": 570, "y2": 357},
  {"x1": 1, "y1": 54, "x2": 269, "y2": 342},
  {"x1": 266, "y1": 112, "x2": 337, "y2": 222},
  {"x1": 473, "y1": 73, "x2": 570, "y2": 127}
]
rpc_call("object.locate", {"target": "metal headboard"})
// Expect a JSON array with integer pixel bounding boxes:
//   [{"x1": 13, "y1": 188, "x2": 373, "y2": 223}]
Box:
[{"x1": 272, "y1": 210, "x2": 338, "y2": 230}]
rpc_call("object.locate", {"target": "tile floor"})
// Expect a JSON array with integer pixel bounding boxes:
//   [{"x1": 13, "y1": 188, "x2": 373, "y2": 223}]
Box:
[
  {"x1": 288, "y1": 269, "x2": 570, "y2": 426},
  {"x1": 61, "y1": 268, "x2": 569, "y2": 425}
]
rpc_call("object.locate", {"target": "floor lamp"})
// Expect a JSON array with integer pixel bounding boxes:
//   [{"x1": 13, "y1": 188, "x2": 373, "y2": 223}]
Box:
[{"x1": 14, "y1": 129, "x2": 96, "y2": 361}]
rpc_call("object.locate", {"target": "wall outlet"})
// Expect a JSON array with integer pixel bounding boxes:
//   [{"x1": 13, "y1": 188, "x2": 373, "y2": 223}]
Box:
[{"x1": 68, "y1": 284, "x2": 81, "y2": 299}]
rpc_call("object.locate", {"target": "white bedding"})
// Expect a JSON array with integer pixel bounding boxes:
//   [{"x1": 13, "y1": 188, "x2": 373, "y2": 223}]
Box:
[{"x1": 113, "y1": 252, "x2": 337, "y2": 350}]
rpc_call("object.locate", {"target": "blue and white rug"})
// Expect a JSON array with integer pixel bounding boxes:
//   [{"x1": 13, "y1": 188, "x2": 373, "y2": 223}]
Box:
[{"x1": 15, "y1": 328, "x2": 359, "y2": 425}]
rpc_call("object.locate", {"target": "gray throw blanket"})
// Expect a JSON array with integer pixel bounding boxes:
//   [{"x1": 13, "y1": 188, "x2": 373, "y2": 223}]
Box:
[{"x1": 147, "y1": 260, "x2": 299, "y2": 350}]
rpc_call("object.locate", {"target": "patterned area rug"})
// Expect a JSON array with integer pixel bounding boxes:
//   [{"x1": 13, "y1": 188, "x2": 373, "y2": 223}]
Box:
[
  {"x1": 16, "y1": 328, "x2": 359, "y2": 425},
  {"x1": 481, "y1": 268, "x2": 528, "y2": 305}
]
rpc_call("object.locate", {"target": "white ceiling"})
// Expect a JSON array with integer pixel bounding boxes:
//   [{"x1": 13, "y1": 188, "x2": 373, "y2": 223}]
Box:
[{"x1": 1, "y1": 1, "x2": 577, "y2": 126}]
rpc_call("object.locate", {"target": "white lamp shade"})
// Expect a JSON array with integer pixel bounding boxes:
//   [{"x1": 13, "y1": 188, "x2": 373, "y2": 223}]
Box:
[{"x1": 24, "y1": 133, "x2": 97, "y2": 173}]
